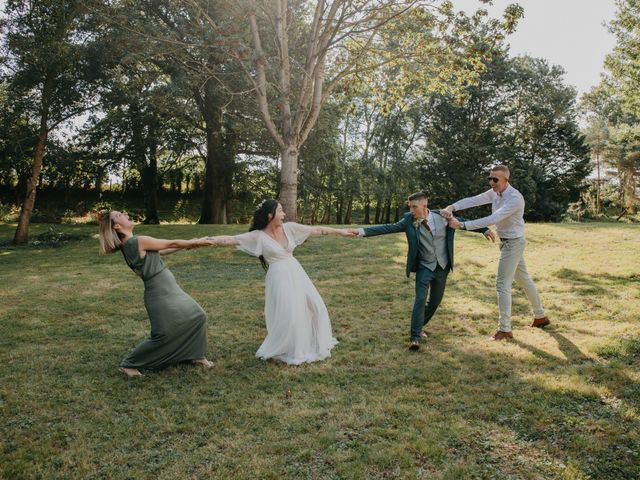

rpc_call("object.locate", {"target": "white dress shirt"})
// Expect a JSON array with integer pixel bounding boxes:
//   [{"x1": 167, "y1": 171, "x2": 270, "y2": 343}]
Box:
[{"x1": 452, "y1": 184, "x2": 525, "y2": 238}]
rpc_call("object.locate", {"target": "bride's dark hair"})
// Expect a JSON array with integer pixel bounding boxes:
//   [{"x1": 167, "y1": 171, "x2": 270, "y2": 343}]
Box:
[{"x1": 250, "y1": 199, "x2": 279, "y2": 270}]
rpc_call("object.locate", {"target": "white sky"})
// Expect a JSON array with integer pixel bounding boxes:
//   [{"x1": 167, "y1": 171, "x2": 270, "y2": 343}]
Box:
[{"x1": 451, "y1": 0, "x2": 618, "y2": 96}]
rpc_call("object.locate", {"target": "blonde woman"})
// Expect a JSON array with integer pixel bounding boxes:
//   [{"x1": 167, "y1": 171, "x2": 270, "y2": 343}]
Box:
[{"x1": 98, "y1": 210, "x2": 215, "y2": 377}]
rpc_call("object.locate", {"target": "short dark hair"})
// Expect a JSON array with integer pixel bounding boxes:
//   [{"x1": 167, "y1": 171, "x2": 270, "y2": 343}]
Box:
[
  {"x1": 408, "y1": 192, "x2": 428, "y2": 202},
  {"x1": 491, "y1": 165, "x2": 510, "y2": 179}
]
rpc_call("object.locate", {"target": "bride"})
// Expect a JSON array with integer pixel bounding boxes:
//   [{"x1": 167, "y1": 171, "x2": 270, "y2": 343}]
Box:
[{"x1": 209, "y1": 199, "x2": 355, "y2": 365}]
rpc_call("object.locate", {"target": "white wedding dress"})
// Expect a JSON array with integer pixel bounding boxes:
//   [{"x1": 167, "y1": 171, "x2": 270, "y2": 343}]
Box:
[{"x1": 234, "y1": 222, "x2": 338, "y2": 365}]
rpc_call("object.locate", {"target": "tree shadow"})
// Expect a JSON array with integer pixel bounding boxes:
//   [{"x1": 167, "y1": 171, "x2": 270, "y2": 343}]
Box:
[
  {"x1": 513, "y1": 330, "x2": 592, "y2": 365},
  {"x1": 512, "y1": 329, "x2": 639, "y2": 412},
  {"x1": 554, "y1": 268, "x2": 639, "y2": 295}
]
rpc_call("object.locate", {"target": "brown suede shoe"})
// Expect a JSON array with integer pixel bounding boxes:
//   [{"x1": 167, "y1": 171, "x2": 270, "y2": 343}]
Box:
[
  {"x1": 490, "y1": 330, "x2": 513, "y2": 341},
  {"x1": 409, "y1": 340, "x2": 420, "y2": 351},
  {"x1": 531, "y1": 316, "x2": 550, "y2": 328}
]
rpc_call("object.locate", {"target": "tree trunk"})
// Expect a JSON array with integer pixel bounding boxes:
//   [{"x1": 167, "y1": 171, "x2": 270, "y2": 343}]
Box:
[
  {"x1": 176, "y1": 170, "x2": 183, "y2": 194},
  {"x1": 364, "y1": 196, "x2": 371, "y2": 224},
  {"x1": 595, "y1": 153, "x2": 601, "y2": 218},
  {"x1": 13, "y1": 116, "x2": 49, "y2": 245},
  {"x1": 344, "y1": 195, "x2": 353, "y2": 224},
  {"x1": 311, "y1": 198, "x2": 320, "y2": 224},
  {"x1": 374, "y1": 198, "x2": 382, "y2": 224},
  {"x1": 335, "y1": 196, "x2": 343, "y2": 224},
  {"x1": 279, "y1": 144, "x2": 299, "y2": 221},
  {"x1": 95, "y1": 167, "x2": 104, "y2": 194},
  {"x1": 142, "y1": 157, "x2": 159, "y2": 224},
  {"x1": 121, "y1": 160, "x2": 128, "y2": 193},
  {"x1": 384, "y1": 198, "x2": 392, "y2": 223},
  {"x1": 199, "y1": 78, "x2": 231, "y2": 224},
  {"x1": 321, "y1": 192, "x2": 332, "y2": 224}
]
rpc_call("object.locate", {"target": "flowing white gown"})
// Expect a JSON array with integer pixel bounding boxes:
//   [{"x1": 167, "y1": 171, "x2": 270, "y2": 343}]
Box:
[{"x1": 234, "y1": 222, "x2": 338, "y2": 365}]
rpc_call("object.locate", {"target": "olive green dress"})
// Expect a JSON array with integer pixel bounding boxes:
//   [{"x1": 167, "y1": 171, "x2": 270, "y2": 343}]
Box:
[{"x1": 119, "y1": 236, "x2": 208, "y2": 370}]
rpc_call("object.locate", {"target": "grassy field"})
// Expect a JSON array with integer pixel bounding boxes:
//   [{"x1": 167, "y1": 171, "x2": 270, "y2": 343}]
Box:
[{"x1": 0, "y1": 222, "x2": 639, "y2": 479}]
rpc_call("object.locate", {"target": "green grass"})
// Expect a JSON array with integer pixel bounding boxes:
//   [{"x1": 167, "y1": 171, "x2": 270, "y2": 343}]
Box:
[{"x1": 1, "y1": 222, "x2": 639, "y2": 479}]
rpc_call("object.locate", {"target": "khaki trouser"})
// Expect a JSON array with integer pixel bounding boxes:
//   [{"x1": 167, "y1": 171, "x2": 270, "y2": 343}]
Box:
[{"x1": 496, "y1": 236, "x2": 545, "y2": 332}]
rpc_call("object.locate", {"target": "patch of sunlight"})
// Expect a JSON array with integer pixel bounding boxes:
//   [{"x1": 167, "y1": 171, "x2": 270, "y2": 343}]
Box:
[
  {"x1": 599, "y1": 391, "x2": 639, "y2": 421},
  {"x1": 160, "y1": 218, "x2": 194, "y2": 225},
  {"x1": 392, "y1": 237, "x2": 408, "y2": 244},
  {"x1": 520, "y1": 371, "x2": 597, "y2": 397},
  {"x1": 1, "y1": 251, "x2": 13, "y2": 256},
  {"x1": 483, "y1": 426, "x2": 564, "y2": 474},
  {"x1": 172, "y1": 198, "x2": 186, "y2": 214}
]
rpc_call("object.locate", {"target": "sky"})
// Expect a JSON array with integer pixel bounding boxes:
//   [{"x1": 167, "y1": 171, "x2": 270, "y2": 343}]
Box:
[{"x1": 451, "y1": 0, "x2": 618, "y2": 97}]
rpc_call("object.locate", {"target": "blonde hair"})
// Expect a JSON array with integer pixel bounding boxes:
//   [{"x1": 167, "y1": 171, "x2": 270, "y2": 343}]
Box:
[
  {"x1": 491, "y1": 165, "x2": 510, "y2": 179},
  {"x1": 98, "y1": 211, "x2": 122, "y2": 254}
]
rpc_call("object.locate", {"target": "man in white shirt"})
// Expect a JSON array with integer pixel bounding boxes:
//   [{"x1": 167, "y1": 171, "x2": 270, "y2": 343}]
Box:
[{"x1": 442, "y1": 165, "x2": 550, "y2": 340}]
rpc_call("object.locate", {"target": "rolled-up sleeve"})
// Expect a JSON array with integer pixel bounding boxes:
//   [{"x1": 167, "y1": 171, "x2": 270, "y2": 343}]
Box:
[
  {"x1": 462, "y1": 194, "x2": 524, "y2": 230},
  {"x1": 452, "y1": 190, "x2": 494, "y2": 211}
]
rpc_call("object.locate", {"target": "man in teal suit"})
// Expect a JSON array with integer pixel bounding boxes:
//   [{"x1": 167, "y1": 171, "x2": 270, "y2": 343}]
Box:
[{"x1": 351, "y1": 192, "x2": 495, "y2": 350}]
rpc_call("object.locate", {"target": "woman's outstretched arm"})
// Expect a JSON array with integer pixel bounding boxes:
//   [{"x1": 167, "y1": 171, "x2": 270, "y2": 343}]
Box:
[
  {"x1": 137, "y1": 236, "x2": 215, "y2": 256},
  {"x1": 205, "y1": 235, "x2": 241, "y2": 246}
]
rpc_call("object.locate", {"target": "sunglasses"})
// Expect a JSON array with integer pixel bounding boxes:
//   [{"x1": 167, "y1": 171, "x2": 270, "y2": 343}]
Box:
[{"x1": 487, "y1": 176, "x2": 501, "y2": 183}]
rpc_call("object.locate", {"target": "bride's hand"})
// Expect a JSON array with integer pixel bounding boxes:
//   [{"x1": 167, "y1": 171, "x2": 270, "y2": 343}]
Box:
[{"x1": 190, "y1": 237, "x2": 217, "y2": 248}]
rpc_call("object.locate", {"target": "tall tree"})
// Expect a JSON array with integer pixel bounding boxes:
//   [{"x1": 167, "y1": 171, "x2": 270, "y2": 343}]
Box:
[
  {"x1": 419, "y1": 51, "x2": 590, "y2": 220},
  {"x1": 2, "y1": 0, "x2": 104, "y2": 244},
  {"x1": 107, "y1": 0, "x2": 247, "y2": 223},
  {"x1": 605, "y1": 0, "x2": 640, "y2": 117},
  {"x1": 581, "y1": 0, "x2": 640, "y2": 217},
  {"x1": 224, "y1": 0, "x2": 522, "y2": 220}
]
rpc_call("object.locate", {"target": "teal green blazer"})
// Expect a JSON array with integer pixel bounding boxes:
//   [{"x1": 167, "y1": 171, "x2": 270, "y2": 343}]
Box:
[{"x1": 363, "y1": 210, "x2": 488, "y2": 277}]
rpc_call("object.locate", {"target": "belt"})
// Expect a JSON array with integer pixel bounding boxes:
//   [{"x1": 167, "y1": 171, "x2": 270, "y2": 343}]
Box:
[{"x1": 500, "y1": 236, "x2": 522, "y2": 242}]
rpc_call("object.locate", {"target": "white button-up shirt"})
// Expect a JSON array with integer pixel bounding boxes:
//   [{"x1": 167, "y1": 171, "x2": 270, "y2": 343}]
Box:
[{"x1": 452, "y1": 184, "x2": 525, "y2": 239}]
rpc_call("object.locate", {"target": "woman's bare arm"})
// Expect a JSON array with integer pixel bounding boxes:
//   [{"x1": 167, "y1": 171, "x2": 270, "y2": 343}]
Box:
[
  {"x1": 158, "y1": 247, "x2": 181, "y2": 256},
  {"x1": 205, "y1": 235, "x2": 240, "y2": 246},
  {"x1": 137, "y1": 236, "x2": 215, "y2": 256}
]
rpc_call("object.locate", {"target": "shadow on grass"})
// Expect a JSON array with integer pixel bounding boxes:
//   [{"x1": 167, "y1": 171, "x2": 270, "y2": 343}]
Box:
[
  {"x1": 554, "y1": 267, "x2": 639, "y2": 292},
  {"x1": 514, "y1": 329, "x2": 640, "y2": 410}
]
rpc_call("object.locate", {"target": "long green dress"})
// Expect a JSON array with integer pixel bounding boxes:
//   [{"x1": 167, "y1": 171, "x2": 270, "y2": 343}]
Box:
[{"x1": 119, "y1": 236, "x2": 208, "y2": 370}]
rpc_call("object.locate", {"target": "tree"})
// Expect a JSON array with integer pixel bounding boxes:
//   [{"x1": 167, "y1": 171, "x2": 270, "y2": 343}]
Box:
[
  {"x1": 107, "y1": 0, "x2": 248, "y2": 223},
  {"x1": 419, "y1": 50, "x2": 590, "y2": 220},
  {"x1": 225, "y1": 0, "x2": 522, "y2": 220},
  {"x1": 581, "y1": 0, "x2": 640, "y2": 218},
  {"x1": 605, "y1": 0, "x2": 640, "y2": 117},
  {"x1": 2, "y1": 0, "x2": 105, "y2": 244},
  {"x1": 604, "y1": 124, "x2": 640, "y2": 214}
]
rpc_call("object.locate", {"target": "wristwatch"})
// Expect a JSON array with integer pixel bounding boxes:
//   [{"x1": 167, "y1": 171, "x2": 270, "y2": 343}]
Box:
[{"x1": 460, "y1": 222, "x2": 466, "y2": 230}]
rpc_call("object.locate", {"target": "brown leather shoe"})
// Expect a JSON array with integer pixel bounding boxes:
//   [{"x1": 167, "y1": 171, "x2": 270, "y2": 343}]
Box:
[
  {"x1": 531, "y1": 316, "x2": 550, "y2": 328},
  {"x1": 409, "y1": 340, "x2": 420, "y2": 351},
  {"x1": 490, "y1": 330, "x2": 513, "y2": 341}
]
